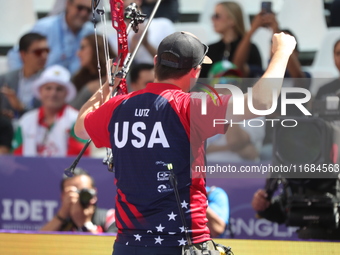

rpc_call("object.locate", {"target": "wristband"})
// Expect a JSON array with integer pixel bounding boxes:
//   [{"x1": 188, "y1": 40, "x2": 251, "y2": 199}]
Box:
[{"x1": 56, "y1": 214, "x2": 67, "y2": 223}]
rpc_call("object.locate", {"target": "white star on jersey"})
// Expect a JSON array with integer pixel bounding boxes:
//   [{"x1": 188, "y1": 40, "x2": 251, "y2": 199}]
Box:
[
  {"x1": 181, "y1": 200, "x2": 188, "y2": 209},
  {"x1": 134, "y1": 234, "x2": 142, "y2": 241},
  {"x1": 156, "y1": 224, "x2": 165, "y2": 232},
  {"x1": 155, "y1": 236, "x2": 164, "y2": 245},
  {"x1": 168, "y1": 211, "x2": 177, "y2": 221},
  {"x1": 178, "y1": 238, "x2": 187, "y2": 246},
  {"x1": 179, "y1": 226, "x2": 185, "y2": 233}
]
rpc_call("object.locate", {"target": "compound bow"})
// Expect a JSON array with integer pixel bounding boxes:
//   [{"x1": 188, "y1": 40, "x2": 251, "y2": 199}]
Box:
[{"x1": 64, "y1": 0, "x2": 162, "y2": 177}]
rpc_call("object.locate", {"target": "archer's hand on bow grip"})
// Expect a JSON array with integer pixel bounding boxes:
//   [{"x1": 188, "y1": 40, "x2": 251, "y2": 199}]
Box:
[{"x1": 107, "y1": 58, "x2": 127, "y2": 96}]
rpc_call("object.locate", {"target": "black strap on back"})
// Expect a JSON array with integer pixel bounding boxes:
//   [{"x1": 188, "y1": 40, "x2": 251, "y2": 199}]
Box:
[
  {"x1": 167, "y1": 164, "x2": 233, "y2": 255},
  {"x1": 167, "y1": 164, "x2": 194, "y2": 253}
]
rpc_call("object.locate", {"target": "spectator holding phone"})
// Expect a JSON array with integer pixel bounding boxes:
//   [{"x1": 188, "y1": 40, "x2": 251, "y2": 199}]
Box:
[
  {"x1": 201, "y1": 1, "x2": 264, "y2": 78},
  {"x1": 263, "y1": 13, "x2": 309, "y2": 79}
]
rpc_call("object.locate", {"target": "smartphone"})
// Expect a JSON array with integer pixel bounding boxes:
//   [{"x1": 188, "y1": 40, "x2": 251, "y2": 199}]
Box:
[{"x1": 261, "y1": 1, "x2": 272, "y2": 13}]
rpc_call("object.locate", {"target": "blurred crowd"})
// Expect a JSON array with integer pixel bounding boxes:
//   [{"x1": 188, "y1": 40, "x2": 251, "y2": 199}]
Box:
[{"x1": 0, "y1": 0, "x2": 339, "y2": 162}]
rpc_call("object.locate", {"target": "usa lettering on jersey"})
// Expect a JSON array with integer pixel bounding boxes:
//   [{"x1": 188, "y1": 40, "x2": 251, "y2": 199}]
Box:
[{"x1": 114, "y1": 121, "x2": 170, "y2": 148}]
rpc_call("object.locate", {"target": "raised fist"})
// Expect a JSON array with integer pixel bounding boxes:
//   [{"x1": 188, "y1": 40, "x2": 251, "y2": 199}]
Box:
[{"x1": 271, "y1": 32, "x2": 297, "y2": 55}]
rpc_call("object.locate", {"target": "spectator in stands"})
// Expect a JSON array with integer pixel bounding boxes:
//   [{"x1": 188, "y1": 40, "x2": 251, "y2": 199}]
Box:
[
  {"x1": 0, "y1": 114, "x2": 14, "y2": 154},
  {"x1": 265, "y1": 15, "x2": 309, "y2": 79},
  {"x1": 40, "y1": 168, "x2": 116, "y2": 233},
  {"x1": 315, "y1": 39, "x2": 340, "y2": 100},
  {"x1": 109, "y1": 0, "x2": 175, "y2": 65},
  {"x1": 206, "y1": 186, "x2": 230, "y2": 238},
  {"x1": 49, "y1": 0, "x2": 103, "y2": 22},
  {"x1": 0, "y1": 33, "x2": 48, "y2": 118},
  {"x1": 7, "y1": 0, "x2": 94, "y2": 75},
  {"x1": 129, "y1": 63, "x2": 154, "y2": 91},
  {"x1": 200, "y1": 1, "x2": 263, "y2": 78},
  {"x1": 70, "y1": 34, "x2": 115, "y2": 110},
  {"x1": 49, "y1": 0, "x2": 68, "y2": 16},
  {"x1": 141, "y1": 0, "x2": 179, "y2": 22},
  {"x1": 12, "y1": 65, "x2": 89, "y2": 157}
]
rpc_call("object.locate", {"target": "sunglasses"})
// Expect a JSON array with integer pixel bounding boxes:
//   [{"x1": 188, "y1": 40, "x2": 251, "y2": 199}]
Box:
[
  {"x1": 75, "y1": 4, "x2": 92, "y2": 14},
  {"x1": 212, "y1": 13, "x2": 221, "y2": 20},
  {"x1": 30, "y1": 48, "x2": 50, "y2": 57},
  {"x1": 196, "y1": 43, "x2": 209, "y2": 67}
]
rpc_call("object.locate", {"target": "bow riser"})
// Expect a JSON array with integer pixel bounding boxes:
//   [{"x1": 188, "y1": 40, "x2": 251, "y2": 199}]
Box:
[{"x1": 110, "y1": 0, "x2": 128, "y2": 67}]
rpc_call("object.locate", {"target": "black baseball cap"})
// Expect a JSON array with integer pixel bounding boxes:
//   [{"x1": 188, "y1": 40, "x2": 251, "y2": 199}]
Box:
[{"x1": 157, "y1": 31, "x2": 212, "y2": 69}]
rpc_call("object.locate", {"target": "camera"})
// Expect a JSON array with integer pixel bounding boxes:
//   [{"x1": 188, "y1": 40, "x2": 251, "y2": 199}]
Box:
[
  {"x1": 264, "y1": 177, "x2": 340, "y2": 240},
  {"x1": 77, "y1": 188, "x2": 96, "y2": 208},
  {"x1": 267, "y1": 98, "x2": 340, "y2": 240}
]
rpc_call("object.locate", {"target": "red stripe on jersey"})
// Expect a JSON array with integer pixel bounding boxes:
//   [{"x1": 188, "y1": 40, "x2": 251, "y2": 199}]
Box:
[
  {"x1": 115, "y1": 199, "x2": 135, "y2": 229},
  {"x1": 117, "y1": 189, "x2": 145, "y2": 224},
  {"x1": 115, "y1": 217, "x2": 123, "y2": 230}
]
